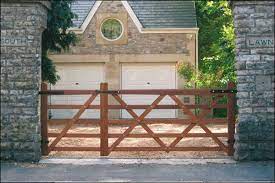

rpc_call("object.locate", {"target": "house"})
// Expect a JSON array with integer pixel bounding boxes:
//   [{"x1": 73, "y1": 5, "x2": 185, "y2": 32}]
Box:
[{"x1": 49, "y1": 0, "x2": 198, "y2": 119}]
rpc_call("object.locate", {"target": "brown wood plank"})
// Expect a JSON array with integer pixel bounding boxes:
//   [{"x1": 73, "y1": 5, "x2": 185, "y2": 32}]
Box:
[
  {"x1": 197, "y1": 124, "x2": 228, "y2": 153},
  {"x1": 109, "y1": 93, "x2": 143, "y2": 149},
  {"x1": 115, "y1": 89, "x2": 224, "y2": 95},
  {"x1": 168, "y1": 95, "x2": 202, "y2": 149},
  {"x1": 48, "y1": 118, "x2": 228, "y2": 126},
  {"x1": 48, "y1": 133, "x2": 228, "y2": 138},
  {"x1": 169, "y1": 124, "x2": 196, "y2": 148},
  {"x1": 100, "y1": 83, "x2": 109, "y2": 156},
  {"x1": 113, "y1": 147, "x2": 222, "y2": 151},
  {"x1": 48, "y1": 104, "x2": 227, "y2": 109},
  {"x1": 45, "y1": 85, "x2": 234, "y2": 155},
  {"x1": 48, "y1": 94, "x2": 98, "y2": 151},
  {"x1": 53, "y1": 147, "x2": 100, "y2": 151},
  {"x1": 168, "y1": 94, "x2": 228, "y2": 154},
  {"x1": 197, "y1": 98, "x2": 230, "y2": 153},
  {"x1": 41, "y1": 90, "x2": 97, "y2": 95},
  {"x1": 52, "y1": 146, "x2": 222, "y2": 152},
  {"x1": 227, "y1": 82, "x2": 236, "y2": 156},
  {"x1": 41, "y1": 83, "x2": 49, "y2": 155},
  {"x1": 42, "y1": 89, "x2": 229, "y2": 96},
  {"x1": 109, "y1": 94, "x2": 167, "y2": 152},
  {"x1": 109, "y1": 118, "x2": 227, "y2": 125},
  {"x1": 48, "y1": 133, "x2": 100, "y2": 138},
  {"x1": 48, "y1": 119, "x2": 100, "y2": 125}
]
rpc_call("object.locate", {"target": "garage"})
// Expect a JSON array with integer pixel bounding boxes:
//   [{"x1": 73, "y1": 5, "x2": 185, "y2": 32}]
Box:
[
  {"x1": 50, "y1": 63, "x2": 104, "y2": 119},
  {"x1": 121, "y1": 63, "x2": 176, "y2": 118}
]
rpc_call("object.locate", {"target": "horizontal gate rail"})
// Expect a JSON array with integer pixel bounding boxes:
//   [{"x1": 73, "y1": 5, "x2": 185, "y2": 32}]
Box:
[
  {"x1": 39, "y1": 89, "x2": 236, "y2": 95},
  {"x1": 39, "y1": 90, "x2": 98, "y2": 95},
  {"x1": 52, "y1": 147, "x2": 223, "y2": 152},
  {"x1": 48, "y1": 133, "x2": 229, "y2": 138},
  {"x1": 40, "y1": 82, "x2": 236, "y2": 156},
  {"x1": 48, "y1": 104, "x2": 228, "y2": 109},
  {"x1": 48, "y1": 118, "x2": 228, "y2": 125}
]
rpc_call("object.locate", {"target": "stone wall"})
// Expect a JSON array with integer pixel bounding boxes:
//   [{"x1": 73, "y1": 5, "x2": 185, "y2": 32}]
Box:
[
  {"x1": 0, "y1": 1, "x2": 49, "y2": 162},
  {"x1": 1, "y1": 0, "x2": 273, "y2": 162},
  {"x1": 232, "y1": 1, "x2": 274, "y2": 160}
]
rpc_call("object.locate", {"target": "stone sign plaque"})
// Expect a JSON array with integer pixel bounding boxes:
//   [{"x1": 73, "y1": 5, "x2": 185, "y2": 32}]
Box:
[
  {"x1": 1, "y1": 37, "x2": 27, "y2": 46},
  {"x1": 247, "y1": 37, "x2": 274, "y2": 48}
]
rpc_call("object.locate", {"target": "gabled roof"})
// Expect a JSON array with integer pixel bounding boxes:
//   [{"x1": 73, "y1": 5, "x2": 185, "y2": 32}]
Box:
[
  {"x1": 127, "y1": 1, "x2": 197, "y2": 28},
  {"x1": 71, "y1": 0, "x2": 96, "y2": 28},
  {"x1": 69, "y1": 0, "x2": 198, "y2": 34}
]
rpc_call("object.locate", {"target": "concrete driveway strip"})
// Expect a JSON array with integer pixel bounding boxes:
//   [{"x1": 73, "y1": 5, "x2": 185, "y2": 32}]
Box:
[{"x1": 1, "y1": 159, "x2": 274, "y2": 182}]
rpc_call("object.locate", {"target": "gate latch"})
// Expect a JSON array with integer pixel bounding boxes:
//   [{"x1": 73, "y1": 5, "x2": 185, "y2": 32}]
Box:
[{"x1": 95, "y1": 90, "x2": 119, "y2": 94}]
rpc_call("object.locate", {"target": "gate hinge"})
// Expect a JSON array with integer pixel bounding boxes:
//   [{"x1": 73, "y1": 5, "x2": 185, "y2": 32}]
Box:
[
  {"x1": 41, "y1": 140, "x2": 49, "y2": 144},
  {"x1": 227, "y1": 139, "x2": 235, "y2": 144},
  {"x1": 210, "y1": 89, "x2": 237, "y2": 94},
  {"x1": 39, "y1": 91, "x2": 65, "y2": 95}
]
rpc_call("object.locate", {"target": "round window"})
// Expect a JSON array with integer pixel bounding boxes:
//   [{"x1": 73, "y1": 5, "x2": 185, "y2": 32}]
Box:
[{"x1": 101, "y1": 18, "x2": 123, "y2": 41}]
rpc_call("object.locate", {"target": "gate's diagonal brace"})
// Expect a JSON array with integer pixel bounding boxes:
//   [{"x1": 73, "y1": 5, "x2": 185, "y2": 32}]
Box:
[
  {"x1": 109, "y1": 94, "x2": 168, "y2": 152},
  {"x1": 168, "y1": 95, "x2": 204, "y2": 149},
  {"x1": 168, "y1": 95, "x2": 228, "y2": 153},
  {"x1": 49, "y1": 94, "x2": 98, "y2": 151}
]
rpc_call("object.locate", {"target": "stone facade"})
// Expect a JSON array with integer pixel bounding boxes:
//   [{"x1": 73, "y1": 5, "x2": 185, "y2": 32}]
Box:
[
  {"x1": 50, "y1": 1, "x2": 198, "y2": 119},
  {"x1": 67, "y1": 1, "x2": 196, "y2": 56},
  {"x1": 232, "y1": 1, "x2": 274, "y2": 160},
  {"x1": 0, "y1": 1, "x2": 49, "y2": 162}
]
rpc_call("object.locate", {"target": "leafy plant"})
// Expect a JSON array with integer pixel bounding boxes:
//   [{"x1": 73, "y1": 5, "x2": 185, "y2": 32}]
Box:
[
  {"x1": 42, "y1": 0, "x2": 78, "y2": 84},
  {"x1": 178, "y1": 1, "x2": 236, "y2": 89}
]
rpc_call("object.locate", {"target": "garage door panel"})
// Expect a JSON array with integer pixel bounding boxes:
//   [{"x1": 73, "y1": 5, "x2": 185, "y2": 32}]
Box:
[
  {"x1": 122, "y1": 63, "x2": 176, "y2": 118},
  {"x1": 50, "y1": 63, "x2": 104, "y2": 119}
]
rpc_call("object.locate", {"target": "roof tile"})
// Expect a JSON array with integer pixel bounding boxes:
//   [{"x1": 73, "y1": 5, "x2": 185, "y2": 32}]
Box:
[
  {"x1": 128, "y1": 0, "x2": 197, "y2": 28},
  {"x1": 71, "y1": 0, "x2": 96, "y2": 27},
  {"x1": 70, "y1": 0, "x2": 197, "y2": 28}
]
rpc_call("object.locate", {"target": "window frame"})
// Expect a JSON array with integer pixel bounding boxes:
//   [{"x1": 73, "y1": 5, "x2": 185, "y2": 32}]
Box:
[{"x1": 100, "y1": 18, "x2": 124, "y2": 42}]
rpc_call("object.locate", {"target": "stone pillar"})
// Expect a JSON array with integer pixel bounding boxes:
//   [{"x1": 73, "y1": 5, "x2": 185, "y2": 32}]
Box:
[
  {"x1": 1, "y1": 1, "x2": 49, "y2": 162},
  {"x1": 232, "y1": 1, "x2": 274, "y2": 160}
]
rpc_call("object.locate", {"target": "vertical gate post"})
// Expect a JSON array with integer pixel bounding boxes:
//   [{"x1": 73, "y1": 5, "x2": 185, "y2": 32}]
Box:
[
  {"x1": 100, "y1": 83, "x2": 109, "y2": 156},
  {"x1": 227, "y1": 82, "x2": 236, "y2": 156},
  {"x1": 41, "y1": 82, "x2": 49, "y2": 155}
]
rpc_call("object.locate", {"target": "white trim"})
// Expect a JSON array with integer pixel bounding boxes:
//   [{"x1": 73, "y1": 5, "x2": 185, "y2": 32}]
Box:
[
  {"x1": 69, "y1": 1, "x2": 199, "y2": 34},
  {"x1": 81, "y1": 1, "x2": 102, "y2": 32},
  {"x1": 121, "y1": 1, "x2": 143, "y2": 32},
  {"x1": 69, "y1": 1, "x2": 102, "y2": 34},
  {"x1": 100, "y1": 18, "x2": 124, "y2": 42}
]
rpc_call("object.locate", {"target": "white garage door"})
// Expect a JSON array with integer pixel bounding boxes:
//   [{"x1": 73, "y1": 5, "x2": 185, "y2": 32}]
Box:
[
  {"x1": 50, "y1": 63, "x2": 104, "y2": 119},
  {"x1": 121, "y1": 63, "x2": 176, "y2": 118}
]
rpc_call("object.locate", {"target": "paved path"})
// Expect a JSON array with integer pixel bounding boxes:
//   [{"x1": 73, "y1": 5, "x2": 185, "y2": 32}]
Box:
[{"x1": 1, "y1": 159, "x2": 274, "y2": 182}]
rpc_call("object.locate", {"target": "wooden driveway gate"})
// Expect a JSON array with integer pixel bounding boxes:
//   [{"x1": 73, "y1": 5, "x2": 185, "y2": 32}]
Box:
[{"x1": 40, "y1": 82, "x2": 236, "y2": 156}]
